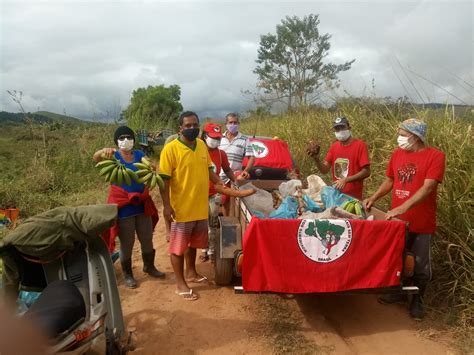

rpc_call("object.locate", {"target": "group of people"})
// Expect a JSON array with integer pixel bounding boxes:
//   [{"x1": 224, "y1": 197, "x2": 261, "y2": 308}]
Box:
[
  {"x1": 307, "y1": 115, "x2": 445, "y2": 320},
  {"x1": 93, "y1": 111, "x2": 445, "y2": 319}
]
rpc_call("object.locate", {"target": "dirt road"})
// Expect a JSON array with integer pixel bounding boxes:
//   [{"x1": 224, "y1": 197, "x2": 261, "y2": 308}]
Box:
[{"x1": 117, "y1": 214, "x2": 456, "y2": 354}]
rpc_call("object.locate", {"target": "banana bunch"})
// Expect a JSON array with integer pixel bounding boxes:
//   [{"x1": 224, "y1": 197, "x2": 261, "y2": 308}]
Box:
[
  {"x1": 95, "y1": 158, "x2": 139, "y2": 186},
  {"x1": 133, "y1": 157, "x2": 165, "y2": 190},
  {"x1": 341, "y1": 199, "x2": 365, "y2": 217}
]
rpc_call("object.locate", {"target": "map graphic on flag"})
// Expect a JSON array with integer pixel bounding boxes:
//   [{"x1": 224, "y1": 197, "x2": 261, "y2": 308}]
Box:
[{"x1": 297, "y1": 219, "x2": 352, "y2": 263}]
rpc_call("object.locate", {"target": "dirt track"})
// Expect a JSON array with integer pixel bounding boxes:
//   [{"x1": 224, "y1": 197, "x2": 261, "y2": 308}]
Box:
[{"x1": 117, "y1": 208, "x2": 456, "y2": 354}]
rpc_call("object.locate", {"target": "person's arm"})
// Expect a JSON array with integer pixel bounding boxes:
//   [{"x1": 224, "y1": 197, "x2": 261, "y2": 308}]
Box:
[
  {"x1": 223, "y1": 167, "x2": 236, "y2": 183},
  {"x1": 92, "y1": 148, "x2": 115, "y2": 162},
  {"x1": 312, "y1": 155, "x2": 331, "y2": 174},
  {"x1": 334, "y1": 165, "x2": 371, "y2": 190},
  {"x1": 386, "y1": 179, "x2": 439, "y2": 220},
  {"x1": 209, "y1": 170, "x2": 224, "y2": 186},
  {"x1": 241, "y1": 156, "x2": 255, "y2": 179},
  {"x1": 159, "y1": 179, "x2": 175, "y2": 223},
  {"x1": 363, "y1": 176, "x2": 394, "y2": 210}
]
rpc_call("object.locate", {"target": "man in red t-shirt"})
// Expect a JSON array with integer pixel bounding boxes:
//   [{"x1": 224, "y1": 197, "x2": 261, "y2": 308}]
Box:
[
  {"x1": 200, "y1": 123, "x2": 236, "y2": 262},
  {"x1": 308, "y1": 116, "x2": 371, "y2": 199},
  {"x1": 364, "y1": 118, "x2": 446, "y2": 320}
]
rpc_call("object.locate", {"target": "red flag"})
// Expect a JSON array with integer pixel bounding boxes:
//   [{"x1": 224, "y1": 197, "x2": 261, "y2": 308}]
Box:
[
  {"x1": 242, "y1": 218, "x2": 405, "y2": 293},
  {"x1": 243, "y1": 138, "x2": 293, "y2": 170}
]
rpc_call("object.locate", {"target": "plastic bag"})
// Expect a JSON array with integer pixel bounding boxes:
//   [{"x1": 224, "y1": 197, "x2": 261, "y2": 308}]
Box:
[
  {"x1": 241, "y1": 183, "x2": 275, "y2": 216},
  {"x1": 269, "y1": 196, "x2": 298, "y2": 219},
  {"x1": 320, "y1": 186, "x2": 355, "y2": 208},
  {"x1": 278, "y1": 179, "x2": 302, "y2": 198},
  {"x1": 302, "y1": 174, "x2": 327, "y2": 204},
  {"x1": 303, "y1": 194, "x2": 325, "y2": 213}
]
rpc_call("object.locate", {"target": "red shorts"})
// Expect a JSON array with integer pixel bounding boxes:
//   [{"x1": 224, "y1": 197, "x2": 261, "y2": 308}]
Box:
[{"x1": 168, "y1": 219, "x2": 208, "y2": 255}]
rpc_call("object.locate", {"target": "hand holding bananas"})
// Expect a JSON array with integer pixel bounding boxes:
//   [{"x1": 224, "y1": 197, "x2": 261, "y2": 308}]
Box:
[{"x1": 133, "y1": 157, "x2": 164, "y2": 190}]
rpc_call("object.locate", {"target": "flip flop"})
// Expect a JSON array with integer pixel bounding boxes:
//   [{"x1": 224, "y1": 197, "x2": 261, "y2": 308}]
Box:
[
  {"x1": 175, "y1": 289, "x2": 198, "y2": 301},
  {"x1": 186, "y1": 276, "x2": 209, "y2": 284}
]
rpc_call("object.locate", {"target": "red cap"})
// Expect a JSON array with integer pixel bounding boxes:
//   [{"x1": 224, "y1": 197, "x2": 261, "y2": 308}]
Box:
[{"x1": 203, "y1": 123, "x2": 222, "y2": 138}]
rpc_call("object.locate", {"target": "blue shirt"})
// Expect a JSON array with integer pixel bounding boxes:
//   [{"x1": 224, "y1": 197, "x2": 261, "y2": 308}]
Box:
[{"x1": 113, "y1": 150, "x2": 146, "y2": 218}]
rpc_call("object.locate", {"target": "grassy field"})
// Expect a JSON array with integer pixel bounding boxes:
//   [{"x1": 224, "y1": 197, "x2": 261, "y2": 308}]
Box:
[{"x1": 0, "y1": 102, "x2": 472, "y2": 347}]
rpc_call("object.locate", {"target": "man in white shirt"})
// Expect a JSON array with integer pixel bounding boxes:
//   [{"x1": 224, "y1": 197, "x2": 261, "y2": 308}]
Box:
[{"x1": 219, "y1": 113, "x2": 255, "y2": 214}]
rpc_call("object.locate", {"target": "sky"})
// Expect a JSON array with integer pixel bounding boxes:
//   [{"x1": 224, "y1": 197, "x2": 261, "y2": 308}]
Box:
[{"x1": 0, "y1": 0, "x2": 472, "y2": 120}]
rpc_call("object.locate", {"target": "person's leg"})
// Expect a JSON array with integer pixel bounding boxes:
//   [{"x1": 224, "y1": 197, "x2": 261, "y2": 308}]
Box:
[
  {"x1": 136, "y1": 214, "x2": 165, "y2": 278},
  {"x1": 186, "y1": 220, "x2": 209, "y2": 281},
  {"x1": 169, "y1": 222, "x2": 194, "y2": 295},
  {"x1": 409, "y1": 233, "x2": 432, "y2": 319},
  {"x1": 118, "y1": 216, "x2": 138, "y2": 288}
]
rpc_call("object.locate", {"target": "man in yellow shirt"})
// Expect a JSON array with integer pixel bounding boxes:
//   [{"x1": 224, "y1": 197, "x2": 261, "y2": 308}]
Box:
[{"x1": 159, "y1": 111, "x2": 223, "y2": 301}]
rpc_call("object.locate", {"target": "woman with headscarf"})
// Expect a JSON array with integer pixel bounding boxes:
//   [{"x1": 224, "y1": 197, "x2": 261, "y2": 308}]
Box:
[{"x1": 93, "y1": 126, "x2": 165, "y2": 288}]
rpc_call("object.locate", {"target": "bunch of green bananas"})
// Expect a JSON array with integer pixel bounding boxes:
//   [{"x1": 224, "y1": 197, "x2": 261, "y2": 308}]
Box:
[
  {"x1": 95, "y1": 158, "x2": 139, "y2": 186},
  {"x1": 341, "y1": 199, "x2": 364, "y2": 217},
  {"x1": 133, "y1": 157, "x2": 165, "y2": 190}
]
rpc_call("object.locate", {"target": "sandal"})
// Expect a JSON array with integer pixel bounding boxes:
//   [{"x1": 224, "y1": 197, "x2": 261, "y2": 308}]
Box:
[
  {"x1": 186, "y1": 275, "x2": 209, "y2": 284},
  {"x1": 175, "y1": 289, "x2": 199, "y2": 301}
]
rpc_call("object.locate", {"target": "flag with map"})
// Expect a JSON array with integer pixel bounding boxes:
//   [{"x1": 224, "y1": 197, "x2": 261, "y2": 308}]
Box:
[{"x1": 242, "y1": 218, "x2": 406, "y2": 293}]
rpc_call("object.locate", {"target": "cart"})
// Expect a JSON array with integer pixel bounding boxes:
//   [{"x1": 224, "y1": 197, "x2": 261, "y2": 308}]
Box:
[{"x1": 213, "y1": 138, "x2": 418, "y2": 296}]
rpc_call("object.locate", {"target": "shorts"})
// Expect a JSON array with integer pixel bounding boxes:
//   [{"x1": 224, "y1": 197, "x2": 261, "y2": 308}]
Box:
[{"x1": 168, "y1": 219, "x2": 209, "y2": 255}]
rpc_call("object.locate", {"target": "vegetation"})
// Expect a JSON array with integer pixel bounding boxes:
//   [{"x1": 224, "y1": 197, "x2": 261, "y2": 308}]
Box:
[
  {"x1": 241, "y1": 100, "x2": 473, "y2": 345},
  {"x1": 254, "y1": 14, "x2": 354, "y2": 109},
  {"x1": 122, "y1": 84, "x2": 183, "y2": 131}
]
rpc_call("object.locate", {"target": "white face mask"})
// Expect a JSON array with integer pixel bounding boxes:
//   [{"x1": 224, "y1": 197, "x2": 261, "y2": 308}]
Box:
[
  {"x1": 118, "y1": 138, "x2": 134, "y2": 151},
  {"x1": 335, "y1": 130, "x2": 351, "y2": 141},
  {"x1": 397, "y1": 135, "x2": 413, "y2": 150},
  {"x1": 205, "y1": 136, "x2": 220, "y2": 149}
]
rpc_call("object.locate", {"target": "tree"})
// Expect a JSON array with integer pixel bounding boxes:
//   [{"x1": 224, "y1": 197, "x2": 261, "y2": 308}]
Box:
[
  {"x1": 254, "y1": 14, "x2": 355, "y2": 109},
  {"x1": 122, "y1": 84, "x2": 183, "y2": 130}
]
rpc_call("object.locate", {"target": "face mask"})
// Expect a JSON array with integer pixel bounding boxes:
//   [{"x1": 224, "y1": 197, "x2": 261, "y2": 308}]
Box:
[
  {"x1": 205, "y1": 136, "x2": 220, "y2": 149},
  {"x1": 227, "y1": 124, "x2": 239, "y2": 134},
  {"x1": 182, "y1": 127, "x2": 200, "y2": 141},
  {"x1": 335, "y1": 130, "x2": 351, "y2": 141},
  {"x1": 397, "y1": 135, "x2": 413, "y2": 150},
  {"x1": 118, "y1": 138, "x2": 134, "y2": 151}
]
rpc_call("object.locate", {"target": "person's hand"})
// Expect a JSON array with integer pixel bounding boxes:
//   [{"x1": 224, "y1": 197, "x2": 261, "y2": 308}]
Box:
[
  {"x1": 163, "y1": 205, "x2": 175, "y2": 223},
  {"x1": 363, "y1": 197, "x2": 375, "y2": 211},
  {"x1": 386, "y1": 205, "x2": 407, "y2": 220},
  {"x1": 101, "y1": 148, "x2": 116, "y2": 159},
  {"x1": 306, "y1": 140, "x2": 320, "y2": 158},
  {"x1": 240, "y1": 171, "x2": 250, "y2": 179},
  {"x1": 333, "y1": 178, "x2": 347, "y2": 190}
]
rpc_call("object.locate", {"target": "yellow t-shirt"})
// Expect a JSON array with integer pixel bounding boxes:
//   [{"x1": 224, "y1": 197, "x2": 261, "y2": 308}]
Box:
[{"x1": 159, "y1": 138, "x2": 212, "y2": 222}]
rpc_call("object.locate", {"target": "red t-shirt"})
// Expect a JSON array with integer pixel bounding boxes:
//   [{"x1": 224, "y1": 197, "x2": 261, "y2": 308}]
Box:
[
  {"x1": 386, "y1": 147, "x2": 445, "y2": 234},
  {"x1": 209, "y1": 148, "x2": 230, "y2": 196},
  {"x1": 325, "y1": 139, "x2": 370, "y2": 199}
]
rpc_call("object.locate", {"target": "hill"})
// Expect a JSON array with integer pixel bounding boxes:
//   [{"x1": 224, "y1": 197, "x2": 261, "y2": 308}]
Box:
[{"x1": 0, "y1": 111, "x2": 104, "y2": 127}]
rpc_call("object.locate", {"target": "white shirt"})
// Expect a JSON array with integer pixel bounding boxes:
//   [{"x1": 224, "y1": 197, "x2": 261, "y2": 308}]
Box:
[{"x1": 219, "y1": 131, "x2": 254, "y2": 182}]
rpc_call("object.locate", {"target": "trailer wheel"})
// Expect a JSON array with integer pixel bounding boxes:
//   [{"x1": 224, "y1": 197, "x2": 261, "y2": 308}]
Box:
[{"x1": 214, "y1": 229, "x2": 233, "y2": 286}]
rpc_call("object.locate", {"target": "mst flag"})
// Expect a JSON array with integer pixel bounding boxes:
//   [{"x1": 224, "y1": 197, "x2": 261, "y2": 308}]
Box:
[{"x1": 242, "y1": 218, "x2": 406, "y2": 293}]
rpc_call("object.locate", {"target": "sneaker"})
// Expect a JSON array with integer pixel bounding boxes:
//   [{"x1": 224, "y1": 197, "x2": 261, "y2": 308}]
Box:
[
  {"x1": 378, "y1": 293, "x2": 407, "y2": 305},
  {"x1": 409, "y1": 296, "x2": 425, "y2": 320}
]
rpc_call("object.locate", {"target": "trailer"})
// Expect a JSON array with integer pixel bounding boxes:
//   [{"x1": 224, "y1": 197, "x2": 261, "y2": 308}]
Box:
[{"x1": 213, "y1": 138, "x2": 417, "y2": 296}]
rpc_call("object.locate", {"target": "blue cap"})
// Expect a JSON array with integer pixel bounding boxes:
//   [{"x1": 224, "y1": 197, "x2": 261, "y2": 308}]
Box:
[{"x1": 399, "y1": 118, "x2": 427, "y2": 143}]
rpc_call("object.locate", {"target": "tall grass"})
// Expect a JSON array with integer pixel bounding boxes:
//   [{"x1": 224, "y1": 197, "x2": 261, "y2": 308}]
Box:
[
  {"x1": 0, "y1": 124, "x2": 116, "y2": 217},
  {"x1": 241, "y1": 103, "x2": 473, "y2": 334}
]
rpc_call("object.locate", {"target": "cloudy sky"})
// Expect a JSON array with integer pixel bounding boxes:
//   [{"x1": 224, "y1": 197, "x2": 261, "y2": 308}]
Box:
[{"x1": 1, "y1": 0, "x2": 472, "y2": 120}]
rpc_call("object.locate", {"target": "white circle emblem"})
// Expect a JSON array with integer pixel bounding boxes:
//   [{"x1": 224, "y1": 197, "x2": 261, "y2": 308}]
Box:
[
  {"x1": 297, "y1": 219, "x2": 352, "y2": 263},
  {"x1": 250, "y1": 141, "x2": 269, "y2": 158}
]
